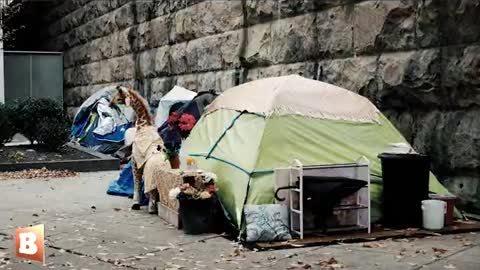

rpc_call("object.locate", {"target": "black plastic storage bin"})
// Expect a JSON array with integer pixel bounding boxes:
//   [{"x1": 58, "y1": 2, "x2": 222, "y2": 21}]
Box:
[
  {"x1": 178, "y1": 193, "x2": 221, "y2": 235},
  {"x1": 378, "y1": 153, "x2": 430, "y2": 228}
]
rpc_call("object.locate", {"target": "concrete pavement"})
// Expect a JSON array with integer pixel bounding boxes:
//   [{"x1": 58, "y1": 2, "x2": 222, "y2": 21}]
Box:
[{"x1": 0, "y1": 171, "x2": 479, "y2": 270}]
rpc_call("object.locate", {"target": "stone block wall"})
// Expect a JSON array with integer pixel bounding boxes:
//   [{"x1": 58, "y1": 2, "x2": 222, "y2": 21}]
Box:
[{"x1": 39, "y1": 0, "x2": 480, "y2": 212}]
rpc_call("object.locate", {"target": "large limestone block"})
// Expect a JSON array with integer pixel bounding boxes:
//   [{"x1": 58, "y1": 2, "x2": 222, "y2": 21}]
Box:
[
  {"x1": 175, "y1": 74, "x2": 199, "y2": 91},
  {"x1": 150, "y1": 15, "x2": 172, "y2": 48},
  {"x1": 353, "y1": 0, "x2": 415, "y2": 53},
  {"x1": 154, "y1": 46, "x2": 172, "y2": 76},
  {"x1": 270, "y1": 13, "x2": 317, "y2": 64},
  {"x1": 56, "y1": 0, "x2": 115, "y2": 35},
  {"x1": 319, "y1": 56, "x2": 377, "y2": 96},
  {"x1": 196, "y1": 71, "x2": 217, "y2": 91},
  {"x1": 113, "y1": 29, "x2": 132, "y2": 57},
  {"x1": 242, "y1": 22, "x2": 273, "y2": 67},
  {"x1": 443, "y1": 45, "x2": 480, "y2": 108},
  {"x1": 150, "y1": 77, "x2": 176, "y2": 104},
  {"x1": 246, "y1": 62, "x2": 316, "y2": 81},
  {"x1": 377, "y1": 49, "x2": 443, "y2": 109},
  {"x1": 133, "y1": 21, "x2": 155, "y2": 52},
  {"x1": 170, "y1": 0, "x2": 243, "y2": 43},
  {"x1": 137, "y1": 49, "x2": 156, "y2": 79},
  {"x1": 66, "y1": 62, "x2": 100, "y2": 87},
  {"x1": 244, "y1": 4, "x2": 355, "y2": 65},
  {"x1": 413, "y1": 110, "x2": 480, "y2": 176},
  {"x1": 97, "y1": 60, "x2": 113, "y2": 84},
  {"x1": 316, "y1": 6, "x2": 354, "y2": 58},
  {"x1": 416, "y1": 0, "x2": 480, "y2": 47},
  {"x1": 109, "y1": 55, "x2": 136, "y2": 82},
  {"x1": 215, "y1": 70, "x2": 237, "y2": 91},
  {"x1": 113, "y1": 3, "x2": 136, "y2": 30},
  {"x1": 169, "y1": 43, "x2": 188, "y2": 74},
  {"x1": 186, "y1": 31, "x2": 241, "y2": 72},
  {"x1": 245, "y1": 0, "x2": 278, "y2": 25},
  {"x1": 278, "y1": 0, "x2": 315, "y2": 17}
]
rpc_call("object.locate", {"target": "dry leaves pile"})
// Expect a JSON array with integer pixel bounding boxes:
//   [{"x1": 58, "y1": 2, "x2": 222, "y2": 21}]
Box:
[
  {"x1": 315, "y1": 258, "x2": 344, "y2": 269},
  {"x1": 362, "y1": 242, "x2": 386, "y2": 248},
  {"x1": 0, "y1": 167, "x2": 77, "y2": 180},
  {"x1": 432, "y1": 247, "x2": 448, "y2": 258}
]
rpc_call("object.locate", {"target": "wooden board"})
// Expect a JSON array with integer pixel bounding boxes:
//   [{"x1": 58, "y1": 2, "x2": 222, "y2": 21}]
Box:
[{"x1": 252, "y1": 221, "x2": 480, "y2": 250}]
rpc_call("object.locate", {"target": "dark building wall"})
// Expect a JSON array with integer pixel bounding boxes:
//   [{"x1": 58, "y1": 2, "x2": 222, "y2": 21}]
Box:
[{"x1": 37, "y1": 0, "x2": 480, "y2": 212}]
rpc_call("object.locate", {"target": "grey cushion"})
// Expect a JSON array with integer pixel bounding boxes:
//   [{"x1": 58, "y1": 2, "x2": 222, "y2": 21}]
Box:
[{"x1": 244, "y1": 204, "x2": 292, "y2": 242}]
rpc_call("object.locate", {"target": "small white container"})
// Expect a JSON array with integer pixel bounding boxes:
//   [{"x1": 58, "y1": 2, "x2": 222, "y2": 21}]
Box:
[{"x1": 422, "y1": 199, "x2": 446, "y2": 230}]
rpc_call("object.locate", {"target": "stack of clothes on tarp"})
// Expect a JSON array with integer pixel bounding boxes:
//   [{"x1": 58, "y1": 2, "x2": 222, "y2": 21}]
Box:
[
  {"x1": 106, "y1": 87, "x2": 218, "y2": 201},
  {"x1": 70, "y1": 86, "x2": 135, "y2": 154}
]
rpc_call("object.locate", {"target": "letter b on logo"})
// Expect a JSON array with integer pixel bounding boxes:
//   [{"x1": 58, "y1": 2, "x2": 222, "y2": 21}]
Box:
[
  {"x1": 15, "y1": 224, "x2": 45, "y2": 264},
  {"x1": 19, "y1": 232, "x2": 38, "y2": 255}
]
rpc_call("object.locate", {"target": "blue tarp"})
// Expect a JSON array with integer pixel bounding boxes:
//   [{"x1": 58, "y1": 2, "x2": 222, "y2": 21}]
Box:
[
  {"x1": 71, "y1": 86, "x2": 134, "y2": 154},
  {"x1": 107, "y1": 161, "x2": 148, "y2": 205}
]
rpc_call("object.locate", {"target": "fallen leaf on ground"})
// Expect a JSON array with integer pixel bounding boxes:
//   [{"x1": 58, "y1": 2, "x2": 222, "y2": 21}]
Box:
[
  {"x1": 32, "y1": 213, "x2": 39, "y2": 217},
  {"x1": 61, "y1": 262, "x2": 73, "y2": 267},
  {"x1": 405, "y1": 228, "x2": 419, "y2": 236},
  {"x1": 113, "y1": 208, "x2": 121, "y2": 211},
  {"x1": 433, "y1": 247, "x2": 448, "y2": 257},
  {"x1": 315, "y1": 258, "x2": 344, "y2": 269},
  {"x1": 362, "y1": 242, "x2": 385, "y2": 248},
  {"x1": 0, "y1": 168, "x2": 77, "y2": 180},
  {"x1": 287, "y1": 262, "x2": 312, "y2": 269},
  {"x1": 461, "y1": 240, "x2": 473, "y2": 247}
]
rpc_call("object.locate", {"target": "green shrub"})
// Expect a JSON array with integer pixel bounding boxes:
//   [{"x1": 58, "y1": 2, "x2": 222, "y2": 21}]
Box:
[
  {"x1": 0, "y1": 103, "x2": 17, "y2": 146},
  {"x1": 37, "y1": 115, "x2": 71, "y2": 151},
  {"x1": 11, "y1": 98, "x2": 64, "y2": 144}
]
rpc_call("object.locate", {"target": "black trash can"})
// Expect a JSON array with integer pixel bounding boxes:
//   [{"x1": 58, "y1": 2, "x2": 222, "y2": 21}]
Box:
[
  {"x1": 178, "y1": 193, "x2": 220, "y2": 235},
  {"x1": 378, "y1": 153, "x2": 430, "y2": 228}
]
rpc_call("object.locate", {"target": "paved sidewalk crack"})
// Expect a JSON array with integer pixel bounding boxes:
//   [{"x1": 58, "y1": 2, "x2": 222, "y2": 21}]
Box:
[{"x1": 46, "y1": 243, "x2": 139, "y2": 269}]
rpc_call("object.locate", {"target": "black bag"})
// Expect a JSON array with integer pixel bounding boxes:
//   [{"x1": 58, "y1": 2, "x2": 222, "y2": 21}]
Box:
[{"x1": 178, "y1": 193, "x2": 220, "y2": 235}]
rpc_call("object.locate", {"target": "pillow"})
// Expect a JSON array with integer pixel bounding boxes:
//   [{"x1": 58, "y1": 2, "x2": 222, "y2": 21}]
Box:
[{"x1": 244, "y1": 204, "x2": 292, "y2": 242}]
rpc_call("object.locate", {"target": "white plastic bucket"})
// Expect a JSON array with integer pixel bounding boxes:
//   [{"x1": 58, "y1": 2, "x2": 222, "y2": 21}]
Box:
[{"x1": 422, "y1": 200, "x2": 446, "y2": 230}]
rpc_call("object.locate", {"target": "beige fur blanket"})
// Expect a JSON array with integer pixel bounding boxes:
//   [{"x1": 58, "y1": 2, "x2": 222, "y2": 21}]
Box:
[{"x1": 131, "y1": 126, "x2": 164, "y2": 169}]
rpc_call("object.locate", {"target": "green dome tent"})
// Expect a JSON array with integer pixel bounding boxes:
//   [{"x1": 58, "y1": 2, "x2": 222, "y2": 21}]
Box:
[{"x1": 182, "y1": 75, "x2": 452, "y2": 229}]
